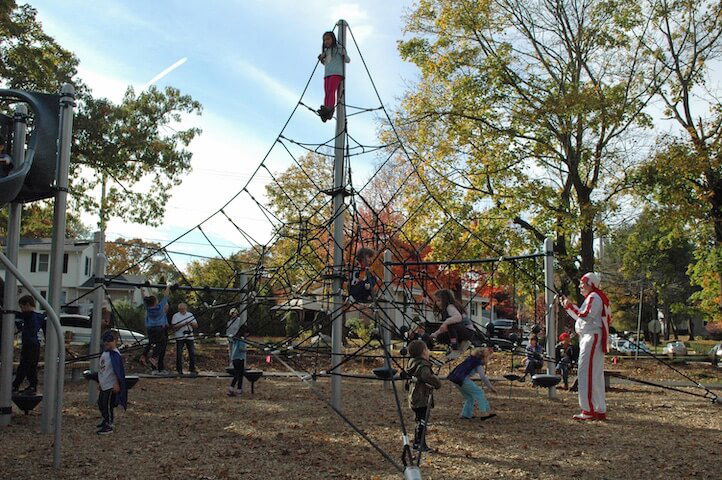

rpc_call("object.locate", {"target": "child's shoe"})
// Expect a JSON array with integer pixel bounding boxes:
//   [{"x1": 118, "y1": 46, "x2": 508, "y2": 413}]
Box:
[
  {"x1": 226, "y1": 386, "x2": 236, "y2": 397},
  {"x1": 96, "y1": 424, "x2": 114, "y2": 435}
]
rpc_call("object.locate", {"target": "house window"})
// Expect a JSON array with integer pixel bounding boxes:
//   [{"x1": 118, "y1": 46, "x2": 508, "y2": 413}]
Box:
[
  {"x1": 40, "y1": 290, "x2": 47, "y2": 298},
  {"x1": 31, "y1": 253, "x2": 50, "y2": 272},
  {"x1": 84, "y1": 257, "x2": 92, "y2": 276},
  {"x1": 470, "y1": 302, "x2": 477, "y2": 316},
  {"x1": 62, "y1": 254, "x2": 68, "y2": 274}
]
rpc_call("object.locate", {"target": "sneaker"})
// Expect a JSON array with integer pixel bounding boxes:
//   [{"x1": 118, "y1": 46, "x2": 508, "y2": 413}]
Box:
[
  {"x1": 235, "y1": 388, "x2": 243, "y2": 396},
  {"x1": 97, "y1": 420, "x2": 114, "y2": 428},
  {"x1": 226, "y1": 386, "x2": 236, "y2": 397},
  {"x1": 445, "y1": 349, "x2": 461, "y2": 360},
  {"x1": 96, "y1": 425, "x2": 114, "y2": 435},
  {"x1": 573, "y1": 412, "x2": 595, "y2": 421},
  {"x1": 594, "y1": 412, "x2": 607, "y2": 421}
]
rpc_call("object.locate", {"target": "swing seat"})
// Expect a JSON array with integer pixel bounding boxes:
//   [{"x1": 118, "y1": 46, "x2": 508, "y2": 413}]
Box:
[
  {"x1": 531, "y1": 374, "x2": 561, "y2": 388},
  {"x1": 244, "y1": 370, "x2": 263, "y2": 394},
  {"x1": 12, "y1": 393, "x2": 43, "y2": 415},
  {"x1": 372, "y1": 366, "x2": 397, "y2": 380},
  {"x1": 126, "y1": 376, "x2": 139, "y2": 389}
]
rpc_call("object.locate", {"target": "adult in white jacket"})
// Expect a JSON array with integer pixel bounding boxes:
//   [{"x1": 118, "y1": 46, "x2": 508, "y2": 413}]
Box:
[{"x1": 562, "y1": 272, "x2": 611, "y2": 421}]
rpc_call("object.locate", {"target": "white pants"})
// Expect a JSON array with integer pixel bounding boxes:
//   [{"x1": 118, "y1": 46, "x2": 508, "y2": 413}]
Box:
[{"x1": 577, "y1": 332, "x2": 606, "y2": 414}]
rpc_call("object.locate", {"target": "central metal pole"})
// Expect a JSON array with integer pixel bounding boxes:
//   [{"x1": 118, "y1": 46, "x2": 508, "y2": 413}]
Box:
[
  {"x1": 543, "y1": 237, "x2": 557, "y2": 399},
  {"x1": 635, "y1": 282, "x2": 643, "y2": 360},
  {"x1": 88, "y1": 230, "x2": 106, "y2": 403},
  {"x1": 382, "y1": 249, "x2": 394, "y2": 390},
  {"x1": 41, "y1": 83, "x2": 75, "y2": 433},
  {"x1": 330, "y1": 19, "x2": 348, "y2": 411},
  {"x1": 0, "y1": 104, "x2": 27, "y2": 427}
]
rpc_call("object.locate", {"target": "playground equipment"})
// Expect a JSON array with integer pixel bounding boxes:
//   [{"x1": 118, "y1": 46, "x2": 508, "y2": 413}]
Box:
[
  {"x1": 0, "y1": 89, "x2": 62, "y2": 205},
  {"x1": 1, "y1": 84, "x2": 74, "y2": 469}
]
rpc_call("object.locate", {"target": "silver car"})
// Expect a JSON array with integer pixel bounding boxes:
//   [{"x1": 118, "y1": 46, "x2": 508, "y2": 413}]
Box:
[{"x1": 662, "y1": 341, "x2": 688, "y2": 356}]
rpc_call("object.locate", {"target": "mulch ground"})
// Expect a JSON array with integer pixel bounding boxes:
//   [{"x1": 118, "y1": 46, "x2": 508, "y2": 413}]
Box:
[{"x1": 3, "y1": 344, "x2": 721, "y2": 480}]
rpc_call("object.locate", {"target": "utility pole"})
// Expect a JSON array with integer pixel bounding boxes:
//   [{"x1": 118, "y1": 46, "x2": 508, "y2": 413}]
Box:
[
  {"x1": 330, "y1": 19, "x2": 348, "y2": 411},
  {"x1": 635, "y1": 282, "x2": 643, "y2": 360},
  {"x1": 88, "y1": 230, "x2": 106, "y2": 403},
  {"x1": 543, "y1": 238, "x2": 557, "y2": 399},
  {"x1": 0, "y1": 104, "x2": 27, "y2": 427},
  {"x1": 41, "y1": 84, "x2": 75, "y2": 433}
]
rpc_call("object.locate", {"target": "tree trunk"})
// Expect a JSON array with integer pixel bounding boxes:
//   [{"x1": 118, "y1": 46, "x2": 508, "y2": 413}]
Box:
[
  {"x1": 688, "y1": 316, "x2": 695, "y2": 341},
  {"x1": 579, "y1": 223, "x2": 595, "y2": 275},
  {"x1": 710, "y1": 181, "x2": 722, "y2": 313}
]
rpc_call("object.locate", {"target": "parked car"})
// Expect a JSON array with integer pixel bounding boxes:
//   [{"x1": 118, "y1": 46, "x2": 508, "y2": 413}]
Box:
[
  {"x1": 708, "y1": 343, "x2": 722, "y2": 367},
  {"x1": 662, "y1": 341, "x2": 688, "y2": 356},
  {"x1": 37, "y1": 314, "x2": 146, "y2": 347},
  {"x1": 485, "y1": 318, "x2": 523, "y2": 341},
  {"x1": 611, "y1": 338, "x2": 649, "y2": 355}
]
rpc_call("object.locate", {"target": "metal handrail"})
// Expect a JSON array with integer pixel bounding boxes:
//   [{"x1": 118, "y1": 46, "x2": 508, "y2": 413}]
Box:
[{"x1": 0, "y1": 251, "x2": 65, "y2": 468}]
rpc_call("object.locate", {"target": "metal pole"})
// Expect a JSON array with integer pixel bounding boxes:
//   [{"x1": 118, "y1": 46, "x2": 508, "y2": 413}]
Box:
[
  {"x1": 543, "y1": 238, "x2": 557, "y2": 399},
  {"x1": 41, "y1": 83, "x2": 74, "y2": 433},
  {"x1": 330, "y1": 18, "x2": 348, "y2": 411},
  {"x1": 88, "y1": 230, "x2": 106, "y2": 403},
  {"x1": 0, "y1": 251, "x2": 65, "y2": 467},
  {"x1": 635, "y1": 282, "x2": 643, "y2": 360},
  {"x1": 0, "y1": 104, "x2": 27, "y2": 427},
  {"x1": 239, "y1": 272, "x2": 248, "y2": 329},
  {"x1": 382, "y1": 250, "x2": 394, "y2": 390}
]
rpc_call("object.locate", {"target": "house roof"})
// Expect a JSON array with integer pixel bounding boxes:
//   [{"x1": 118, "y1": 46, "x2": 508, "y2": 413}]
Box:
[
  {"x1": 0, "y1": 237, "x2": 92, "y2": 252},
  {"x1": 77, "y1": 275, "x2": 144, "y2": 291}
]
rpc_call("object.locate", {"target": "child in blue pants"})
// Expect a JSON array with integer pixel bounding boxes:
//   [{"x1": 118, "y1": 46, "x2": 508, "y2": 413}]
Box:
[{"x1": 448, "y1": 347, "x2": 497, "y2": 420}]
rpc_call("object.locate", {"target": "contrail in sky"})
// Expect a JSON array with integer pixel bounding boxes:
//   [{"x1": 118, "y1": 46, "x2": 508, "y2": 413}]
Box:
[{"x1": 141, "y1": 57, "x2": 188, "y2": 90}]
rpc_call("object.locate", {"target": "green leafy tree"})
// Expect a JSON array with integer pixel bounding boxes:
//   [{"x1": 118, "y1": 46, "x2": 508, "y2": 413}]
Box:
[
  {"x1": 600, "y1": 209, "x2": 697, "y2": 338},
  {"x1": 0, "y1": 202, "x2": 88, "y2": 238},
  {"x1": 635, "y1": 0, "x2": 722, "y2": 322},
  {"x1": 72, "y1": 87, "x2": 202, "y2": 227},
  {"x1": 0, "y1": 1, "x2": 79, "y2": 92},
  {"x1": 396, "y1": 0, "x2": 658, "y2": 290}
]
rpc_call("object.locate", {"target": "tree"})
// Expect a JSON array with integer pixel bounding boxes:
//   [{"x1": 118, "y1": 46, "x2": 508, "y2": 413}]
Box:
[
  {"x1": 264, "y1": 152, "x2": 334, "y2": 293},
  {"x1": 396, "y1": 0, "x2": 658, "y2": 290},
  {"x1": 600, "y1": 209, "x2": 697, "y2": 338},
  {"x1": 0, "y1": 1, "x2": 79, "y2": 92},
  {"x1": 0, "y1": 202, "x2": 88, "y2": 238},
  {"x1": 1, "y1": 2, "x2": 202, "y2": 230},
  {"x1": 635, "y1": 0, "x2": 722, "y2": 321},
  {"x1": 105, "y1": 238, "x2": 173, "y2": 280},
  {"x1": 72, "y1": 87, "x2": 202, "y2": 227}
]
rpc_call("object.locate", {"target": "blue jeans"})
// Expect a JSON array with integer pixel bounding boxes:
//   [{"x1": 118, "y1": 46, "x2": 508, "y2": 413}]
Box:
[{"x1": 457, "y1": 378, "x2": 490, "y2": 418}]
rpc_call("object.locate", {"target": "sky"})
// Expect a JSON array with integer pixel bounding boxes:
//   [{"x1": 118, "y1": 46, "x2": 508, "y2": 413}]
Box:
[{"x1": 28, "y1": 0, "x2": 420, "y2": 266}]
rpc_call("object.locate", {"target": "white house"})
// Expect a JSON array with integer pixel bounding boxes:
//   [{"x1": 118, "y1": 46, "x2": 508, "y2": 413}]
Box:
[{"x1": 0, "y1": 237, "x2": 143, "y2": 314}]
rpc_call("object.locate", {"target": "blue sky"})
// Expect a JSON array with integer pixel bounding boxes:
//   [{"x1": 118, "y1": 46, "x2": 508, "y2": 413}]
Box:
[{"x1": 29, "y1": 0, "x2": 420, "y2": 265}]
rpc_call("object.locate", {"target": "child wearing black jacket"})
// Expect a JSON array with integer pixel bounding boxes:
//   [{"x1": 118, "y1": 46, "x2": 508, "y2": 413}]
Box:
[{"x1": 12, "y1": 295, "x2": 46, "y2": 395}]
